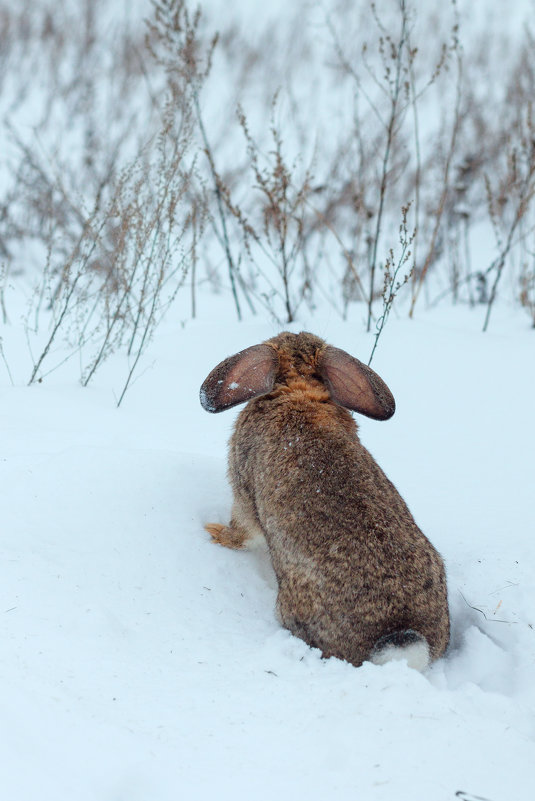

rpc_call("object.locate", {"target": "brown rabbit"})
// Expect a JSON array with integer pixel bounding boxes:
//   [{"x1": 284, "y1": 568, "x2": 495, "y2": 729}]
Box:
[{"x1": 200, "y1": 331, "x2": 449, "y2": 670}]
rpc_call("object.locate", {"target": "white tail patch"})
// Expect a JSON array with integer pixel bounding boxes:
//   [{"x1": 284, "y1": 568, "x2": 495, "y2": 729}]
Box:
[{"x1": 370, "y1": 630, "x2": 430, "y2": 672}]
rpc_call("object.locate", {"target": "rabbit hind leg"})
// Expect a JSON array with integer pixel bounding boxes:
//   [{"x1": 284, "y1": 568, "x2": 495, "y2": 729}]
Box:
[{"x1": 205, "y1": 493, "x2": 266, "y2": 550}]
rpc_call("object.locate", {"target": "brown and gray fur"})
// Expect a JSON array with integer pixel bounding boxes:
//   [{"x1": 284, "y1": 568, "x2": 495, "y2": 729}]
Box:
[{"x1": 200, "y1": 331, "x2": 449, "y2": 669}]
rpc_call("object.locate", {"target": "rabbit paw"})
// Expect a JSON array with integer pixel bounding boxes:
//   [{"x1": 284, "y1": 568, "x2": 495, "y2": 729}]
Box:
[{"x1": 204, "y1": 522, "x2": 247, "y2": 549}]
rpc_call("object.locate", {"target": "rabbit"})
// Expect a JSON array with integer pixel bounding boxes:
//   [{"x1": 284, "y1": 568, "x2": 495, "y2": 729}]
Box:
[{"x1": 199, "y1": 331, "x2": 449, "y2": 670}]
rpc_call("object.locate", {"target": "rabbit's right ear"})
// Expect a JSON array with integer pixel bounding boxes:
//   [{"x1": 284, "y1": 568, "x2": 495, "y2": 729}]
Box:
[
  {"x1": 317, "y1": 346, "x2": 396, "y2": 420},
  {"x1": 200, "y1": 344, "x2": 278, "y2": 413}
]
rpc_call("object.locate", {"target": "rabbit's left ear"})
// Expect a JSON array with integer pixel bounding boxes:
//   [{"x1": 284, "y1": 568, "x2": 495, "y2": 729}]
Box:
[
  {"x1": 317, "y1": 346, "x2": 396, "y2": 420},
  {"x1": 200, "y1": 344, "x2": 278, "y2": 413}
]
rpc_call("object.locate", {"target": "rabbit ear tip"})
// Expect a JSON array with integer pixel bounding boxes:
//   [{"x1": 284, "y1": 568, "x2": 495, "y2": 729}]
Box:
[
  {"x1": 380, "y1": 396, "x2": 396, "y2": 420},
  {"x1": 199, "y1": 387, "x2": 217, "y2": 412}
]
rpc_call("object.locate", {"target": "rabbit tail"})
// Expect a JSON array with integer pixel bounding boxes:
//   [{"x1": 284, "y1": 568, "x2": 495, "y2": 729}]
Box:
[{"x1": 370, "y1": 630, "x2": 430, "y2": 672}]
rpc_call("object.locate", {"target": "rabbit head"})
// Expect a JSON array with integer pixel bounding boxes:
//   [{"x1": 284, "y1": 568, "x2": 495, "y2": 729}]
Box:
[{"x1": 200, "y1": 330, "x2": 395, "y2": 421}]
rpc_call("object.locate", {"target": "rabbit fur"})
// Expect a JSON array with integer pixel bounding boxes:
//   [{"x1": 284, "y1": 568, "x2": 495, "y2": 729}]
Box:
[{"x1": 200, "y1": 331, "x2": 449, "y2": 669}]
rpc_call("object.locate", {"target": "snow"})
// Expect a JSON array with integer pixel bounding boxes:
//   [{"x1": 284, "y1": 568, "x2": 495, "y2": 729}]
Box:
[
  {"x1": 1, "y1": 292, "x2": 534, "y2": 801},
  {"x1": 1, "y1": 0, "x2": 534, "y2": 798}
]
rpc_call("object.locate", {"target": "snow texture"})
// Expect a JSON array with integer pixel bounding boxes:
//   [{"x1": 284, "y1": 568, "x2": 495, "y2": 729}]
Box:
[
  {"x1": 1, "y1": 293, "x2": 534, "y2": 801},
  {"x1": 1, "y1": 1, "x2": 534, "y2": 798}
]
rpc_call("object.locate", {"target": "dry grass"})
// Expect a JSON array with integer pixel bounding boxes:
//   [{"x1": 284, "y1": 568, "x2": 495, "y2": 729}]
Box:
[{"x1": 1, "y1": 0, "x2": 534, "y2": 395}]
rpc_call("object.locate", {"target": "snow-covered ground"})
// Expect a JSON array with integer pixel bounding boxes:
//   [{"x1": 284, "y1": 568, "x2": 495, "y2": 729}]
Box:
[
  {"x1": 1, "y1": 291, "x2": 534, "y2": 801},
  {"x1": 1, "y1": 0, "x2": 534, "y2": 797}
]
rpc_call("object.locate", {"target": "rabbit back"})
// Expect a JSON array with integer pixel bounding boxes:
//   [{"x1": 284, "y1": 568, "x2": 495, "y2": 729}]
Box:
[{"x1": 228, "y1": 385, "x2": 449, "y2": 667}]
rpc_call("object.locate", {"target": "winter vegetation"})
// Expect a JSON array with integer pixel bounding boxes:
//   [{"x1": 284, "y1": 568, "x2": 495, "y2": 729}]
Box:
[
  {"x1": 0, "y1": 1, "x2": 534, "y2": 799},
  {"x1": 1, "y1": 0, "x2": 535, "y2": 391}
]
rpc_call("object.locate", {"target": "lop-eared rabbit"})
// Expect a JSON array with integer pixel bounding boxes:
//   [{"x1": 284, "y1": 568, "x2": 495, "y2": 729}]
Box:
[{"x1": 200, "y1": 332, "x2": 449, "y2": 670}]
